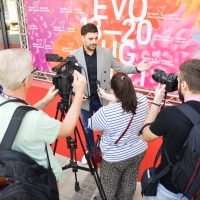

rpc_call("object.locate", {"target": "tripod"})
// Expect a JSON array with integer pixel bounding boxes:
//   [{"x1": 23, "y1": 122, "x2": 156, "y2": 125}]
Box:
[{"x1": 53, "y1": 97, "x2": 107, "y2": 200}]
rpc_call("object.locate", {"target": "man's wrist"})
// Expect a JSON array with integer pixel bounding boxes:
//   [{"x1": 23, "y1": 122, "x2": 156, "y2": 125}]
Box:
[
  {"x1": 135, "y1": 66, "x2": 141, "y2": 73},
  {"x1": 151, "y1": 102, "x2": 160, "y2": 107},
  {"x1": 74, "y1": 92, "x2": 84, "y2": 99}
]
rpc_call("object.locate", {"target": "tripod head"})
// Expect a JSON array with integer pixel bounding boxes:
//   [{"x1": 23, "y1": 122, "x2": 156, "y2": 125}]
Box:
[
  {"x1": 67, "y1": 137, "x2": 77, "y2": 149},
  {"x1": 56, "y1": 91, "x2": 74, "y2": 114}
]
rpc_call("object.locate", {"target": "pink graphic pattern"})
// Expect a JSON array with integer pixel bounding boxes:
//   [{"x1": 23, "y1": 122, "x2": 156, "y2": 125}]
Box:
[
  {"x1": 24, "y1": 0, "x2": 200, "y2": 90},
  {"x1": 129, "y1": 6, "x2": 200, "y2": 91}
]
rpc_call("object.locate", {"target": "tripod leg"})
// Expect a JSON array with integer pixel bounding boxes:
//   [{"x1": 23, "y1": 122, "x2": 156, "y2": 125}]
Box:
[
  {"x1": 64, "y1": 139, "x2": 81, "y2": 192},
  {"x1": 53, "y1": 104, "x2": 65, "y2": 155},
  {"x1": 75, "y1": 123, "x2": 107, "y2": 200},
  {"x1": 74, "y1": 172, "x2": 80, "y2": 192},
  {"x1": 70, "y1": 148, "x2": 80, "y2": 192}
]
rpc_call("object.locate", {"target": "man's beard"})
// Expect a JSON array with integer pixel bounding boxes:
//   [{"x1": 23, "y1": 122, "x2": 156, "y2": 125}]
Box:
[
  {"x1": 178, "y1": 85, "x2": 184, "y2": 102},
  {"x1": 85, "y1": 44, "x2": 96, "y2": 51}
]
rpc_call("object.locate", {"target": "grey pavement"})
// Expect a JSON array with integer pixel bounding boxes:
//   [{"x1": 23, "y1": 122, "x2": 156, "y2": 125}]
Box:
[{"x1": 55, "y1": 154, "x2": 144, "y2": 200}]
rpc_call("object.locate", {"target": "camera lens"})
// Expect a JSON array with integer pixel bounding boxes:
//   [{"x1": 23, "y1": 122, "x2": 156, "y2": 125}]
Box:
[
  {"x1": 152, "y1": 69, "x2": 178, "y2": 92},
  {"x1": 152, "y1": 69, "x2": 167, "y2": 84}
]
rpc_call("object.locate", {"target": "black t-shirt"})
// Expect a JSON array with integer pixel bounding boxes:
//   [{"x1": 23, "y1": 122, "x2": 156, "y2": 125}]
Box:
[{"x1": 149, "y1": 100, "x2": 200, "y2": 193}]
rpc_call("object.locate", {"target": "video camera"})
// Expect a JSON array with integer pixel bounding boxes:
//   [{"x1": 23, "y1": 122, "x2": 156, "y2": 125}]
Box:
[
  {"x1": 45, "y1": 54, "x2": 82, "y2": 100},
  {"x1": 152, "y1": 69, "x2": 178, "y2": 92}
]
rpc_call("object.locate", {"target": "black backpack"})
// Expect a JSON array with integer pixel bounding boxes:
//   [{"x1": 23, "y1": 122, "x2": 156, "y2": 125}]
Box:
[
  {"x1": 141, "y1": 104, "x2": 200, "y2": 199},
  {"x1": 0, "y1": 105, "x2": 59, "y2": 200},
  {"x1": 172, "y1": 104, "x2": 200, "y2": 199}
]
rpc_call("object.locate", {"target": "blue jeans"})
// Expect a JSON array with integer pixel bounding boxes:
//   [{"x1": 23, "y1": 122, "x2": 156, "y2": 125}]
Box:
[
  {"x1": 81, "y1": 97, "x2": 102, "y2": 152},
  {"x1": 145, "y1": 183, "x2": 189, "y2": 200}
]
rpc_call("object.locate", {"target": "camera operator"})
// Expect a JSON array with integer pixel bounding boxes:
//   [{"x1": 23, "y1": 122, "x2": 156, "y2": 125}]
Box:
[
  {"x1": 141, "y1": 59, "x2": 200, "y2": 200},
  {"x1": 88, "y1": 72, "x2": 148, "y2": 200},
  {"x1": 0, "y1": 49, "x2": 86, "y2": 184},
  {"x1": 70, "y1": 23, "x2": 151, "y2": 164}
]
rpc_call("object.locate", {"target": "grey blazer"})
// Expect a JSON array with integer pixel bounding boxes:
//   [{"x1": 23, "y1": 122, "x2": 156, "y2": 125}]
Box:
[{"x1": 71, "y1": 46, "x2": 138, "y2": 111}]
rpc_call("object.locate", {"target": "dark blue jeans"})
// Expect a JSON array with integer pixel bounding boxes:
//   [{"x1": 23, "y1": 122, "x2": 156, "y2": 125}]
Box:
[{"x1": 81, "y1": 97, "x2": 102, "y2": 152}]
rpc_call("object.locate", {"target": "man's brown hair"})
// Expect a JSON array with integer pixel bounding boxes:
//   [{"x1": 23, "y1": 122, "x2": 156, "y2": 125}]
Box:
[
  {"x1": 81, "y1": 23, "x2": 98, "y2": 36},
  {"x1": 179, "y1": 59, "x2": 200, "y2": 94}
]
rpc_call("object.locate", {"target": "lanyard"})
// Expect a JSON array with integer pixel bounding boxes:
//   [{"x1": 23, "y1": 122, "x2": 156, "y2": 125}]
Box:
[
  {"x1": 0, "y1": 93, "x2": 28, "y2": 106},
  {"x1": 1, "y1": 92, "x2": 16, "y2": 100}
]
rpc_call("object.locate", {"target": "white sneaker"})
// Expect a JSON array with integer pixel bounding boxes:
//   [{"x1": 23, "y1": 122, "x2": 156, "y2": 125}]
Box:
[{"x1": 81, "y1": 151, "x2": 88, "y2": 165}]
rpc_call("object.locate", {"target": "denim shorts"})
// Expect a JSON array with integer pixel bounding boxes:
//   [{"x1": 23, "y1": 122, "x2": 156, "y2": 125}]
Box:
[{"x1": 145, "y1": 183, "x2": 189, "y2": 200}]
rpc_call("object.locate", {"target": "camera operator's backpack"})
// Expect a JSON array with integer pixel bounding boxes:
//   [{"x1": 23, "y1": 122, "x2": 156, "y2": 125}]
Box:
[
  {"x1": 171, "y1": 104, "x2": 200, "y2": 199},
  {"x1": 0, "y1": 104, "x2": 59, "y2": 200},
  {"x1": 141, "y1": 104, "x2": 200, "y2": 199}
]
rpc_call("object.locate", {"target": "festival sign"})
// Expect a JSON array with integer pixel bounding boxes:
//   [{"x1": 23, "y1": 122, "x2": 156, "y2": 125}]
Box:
[{"x1": 24, "y1": 0, "x2": 200, "y2": 91}]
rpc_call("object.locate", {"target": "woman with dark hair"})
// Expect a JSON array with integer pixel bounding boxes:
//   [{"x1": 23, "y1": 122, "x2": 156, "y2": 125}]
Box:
[{"x1": 89, "y1": 72, "x2": 148, "y2": 200}]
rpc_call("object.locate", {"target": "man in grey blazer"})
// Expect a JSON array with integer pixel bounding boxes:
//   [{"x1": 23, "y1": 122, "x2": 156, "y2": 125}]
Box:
[{"x1": 70, "y1": 23, "x2": 151, "y2": 164}]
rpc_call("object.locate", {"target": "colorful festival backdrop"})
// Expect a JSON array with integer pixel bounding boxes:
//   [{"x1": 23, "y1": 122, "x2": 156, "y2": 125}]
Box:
[{"x1": 24, "y1": 0, "x2": 200, "y2": 91}]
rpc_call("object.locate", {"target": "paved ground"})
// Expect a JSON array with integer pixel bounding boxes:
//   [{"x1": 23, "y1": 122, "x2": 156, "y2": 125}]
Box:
[{"x1": 56, "y1": 154, "x2": 144, "y2": 200}]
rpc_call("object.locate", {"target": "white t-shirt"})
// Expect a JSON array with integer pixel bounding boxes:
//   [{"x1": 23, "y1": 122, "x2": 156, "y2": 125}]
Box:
[
  {"x1": 89, "y1": 93, "x2": 148, "y2": 162},
  {"x1": 0, "y1": 97, "x2": 62, "y2": 180}
]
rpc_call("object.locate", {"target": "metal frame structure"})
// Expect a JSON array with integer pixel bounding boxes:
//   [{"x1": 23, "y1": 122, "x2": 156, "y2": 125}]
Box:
[
  {"x1": 135, "y1": 87, "x2": 181, "y2": 106},
  {"x1": 16, "y1": 0, "x2": 181, "y2": 105},
  {"x1": 33, "y1": 71, "x2": 54, "y2": 82},
  {"x1": 32, "y1": 70, "x2": 182, "y2": 105},
  {"x1": 16, "y1": 0, "x2": 29, "y2": 49},
  {"x1": 0, "y1": 0, "x2": 9, "y2": 49}
]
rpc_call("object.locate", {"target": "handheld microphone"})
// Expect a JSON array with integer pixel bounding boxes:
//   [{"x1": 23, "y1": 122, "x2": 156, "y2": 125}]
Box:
[
  {"x1": 96, "y1": 80, "x2": 103, "y2": 106},
  {"x1": 96, "y1": 80, "x2": 100, "y2": 90}
]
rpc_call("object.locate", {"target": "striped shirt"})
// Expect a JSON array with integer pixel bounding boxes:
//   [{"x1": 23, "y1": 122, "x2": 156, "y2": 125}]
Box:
[{"x1": 88, "y1": 93, "x2": 148, "y2": 162}]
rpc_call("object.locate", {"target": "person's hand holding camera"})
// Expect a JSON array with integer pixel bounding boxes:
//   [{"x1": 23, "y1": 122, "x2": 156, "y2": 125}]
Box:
[
  {"x1": 73, "y1": 70, "x2": 87, "y2": 97},
  {"x1": 142, "y1": 83, "x2": 166, "y2": 133},
  {"x1": 33, "y1": 86, "x2": 59, "y2": 110},
  {"x1": 153, "y1": 83, "x2": 166, "y2": 105},
  {"x1": 58, "y1": 70, "x2": 86, "y2": 138},
  {"x1": 43, "y1": 86, "x2": 59, "y2": 103}
]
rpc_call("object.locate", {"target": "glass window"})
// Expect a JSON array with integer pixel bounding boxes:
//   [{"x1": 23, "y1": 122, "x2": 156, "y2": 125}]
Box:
[{"x1": 2, "y1": 0, "x2": 20, "y2": 48}]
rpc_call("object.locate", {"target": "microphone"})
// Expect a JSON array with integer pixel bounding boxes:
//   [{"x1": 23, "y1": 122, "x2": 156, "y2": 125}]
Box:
[{"x1": 96, "y1": 80, "x2": 100, "y2": 91}]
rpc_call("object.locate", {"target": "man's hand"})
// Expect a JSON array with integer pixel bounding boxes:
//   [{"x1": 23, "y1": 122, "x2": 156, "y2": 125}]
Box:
[
  {"x1": 33, "y1": 86, "x2": 58, "y2": 110},
  {"x1": 58, "y1": 70, "x2": 86, "y2": 138},
  {"x1": 136, "y1": 59, "x2": 152, "y2": 72},
  {"x1": 73, "y1": 70, "x2": 87, "y2": 96},
  {"x1": 141, "y1": 83, "x2": 166, "y2": 142},
  {"x1": 153, "y1": 83, "x2": 166, "y2": 105},
  {"x1": 83, "y1": 94, "x2": 88, "y2": 101},
  {"x1": 43, "y1": 86, "x2": 59, "y2": 104}
]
